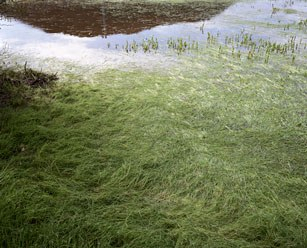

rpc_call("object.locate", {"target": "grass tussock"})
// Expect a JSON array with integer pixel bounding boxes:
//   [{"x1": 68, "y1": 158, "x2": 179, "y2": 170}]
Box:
[
  {"x1": 1, "y1": 44, "x2": 307, "y2": 247},
  {"x1": 0, "y1": 63, "x2": 58, "y2": 106}
]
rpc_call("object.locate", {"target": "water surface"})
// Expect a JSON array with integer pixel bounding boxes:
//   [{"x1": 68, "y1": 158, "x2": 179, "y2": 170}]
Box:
[{"x1": 0, "y1": 0, "x2": 306, "y2": 68}]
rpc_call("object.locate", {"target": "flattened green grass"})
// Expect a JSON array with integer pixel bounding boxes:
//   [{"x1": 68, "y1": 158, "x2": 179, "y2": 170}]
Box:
[{"x1": 1, "y1": 50, "x2": 307, "y2": 247}]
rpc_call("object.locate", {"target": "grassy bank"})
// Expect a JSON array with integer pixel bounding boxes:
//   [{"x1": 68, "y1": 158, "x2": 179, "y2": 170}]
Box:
[{"x1": 1, "y1": 44, "x2": 307, "y2": 247}]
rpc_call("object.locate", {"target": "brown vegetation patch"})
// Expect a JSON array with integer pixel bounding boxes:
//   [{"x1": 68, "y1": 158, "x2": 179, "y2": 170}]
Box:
[{"x1": 0, "y1": 64, "x2": 58, "y2": 106}]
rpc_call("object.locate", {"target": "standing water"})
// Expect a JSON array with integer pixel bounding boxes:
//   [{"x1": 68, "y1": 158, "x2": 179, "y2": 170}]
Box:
[{"x1": 0, "y1": 0, "x2": 306, "y2": 68}]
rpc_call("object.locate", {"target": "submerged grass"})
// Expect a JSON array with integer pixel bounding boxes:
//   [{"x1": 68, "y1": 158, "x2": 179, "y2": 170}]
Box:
[{"x1": 1, "y1": 43, "x2": 307, "y2": 247}]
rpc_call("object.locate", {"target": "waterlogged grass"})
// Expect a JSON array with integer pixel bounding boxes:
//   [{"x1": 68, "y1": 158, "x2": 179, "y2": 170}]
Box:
[
  {"x1": 1, "y1": 44, "x2": 307, "y2": 247},
  {"x1": 1, "y1": 0, "x2": 307, "y2": 246},
  {"x1": 106, "y1": 18, "x2": 307, "y2": 56}
]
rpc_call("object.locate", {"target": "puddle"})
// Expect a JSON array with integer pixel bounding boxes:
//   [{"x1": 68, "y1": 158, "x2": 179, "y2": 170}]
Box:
[
  {"x1": 0, "y1": 0, "x2": 306, "y2": 70},
  {"x1": 204, "y1": 0, "x2": 307, "y2": 43}
]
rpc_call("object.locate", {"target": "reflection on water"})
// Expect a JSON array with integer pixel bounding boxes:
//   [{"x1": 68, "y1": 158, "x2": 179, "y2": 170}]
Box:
[
  {"x1": 0, "y1": 0, "x2": 306, "y2": 68},
  {"x1": 0, "y1": 1, "x2": 230, "y2": 37},
  {"x1": 204, "y1": 0, "x2": 307, "y2": 42}
]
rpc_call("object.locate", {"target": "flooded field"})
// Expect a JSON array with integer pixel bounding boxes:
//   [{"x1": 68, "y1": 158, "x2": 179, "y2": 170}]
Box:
[
  {"x1": 1, "y1": 1, "x2": 307, "y2": 247},
  {"x1": 0, "y1": 0, "x2": 306, "y2": 68}
]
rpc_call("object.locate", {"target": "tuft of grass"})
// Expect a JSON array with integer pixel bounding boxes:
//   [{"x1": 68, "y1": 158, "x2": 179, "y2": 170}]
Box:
[{"x1": 0, "y1": 63, "x2": 58, "y2": 106}]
